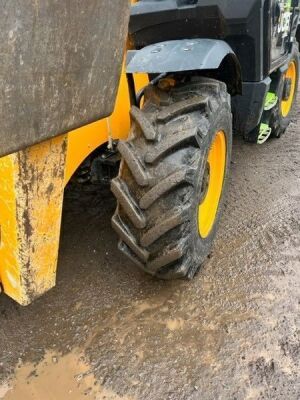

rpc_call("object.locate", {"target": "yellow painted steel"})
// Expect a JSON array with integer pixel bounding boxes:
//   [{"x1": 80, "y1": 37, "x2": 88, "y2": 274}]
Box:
[
  {"x1": 0, "y1": 136, "x2": 67, "y2": 305},
  {"x1": 0, "y1": 70, "x2": 148, "y2": 304},
  {"x1": 0, "y1": 156, "x2": 20, "y2": 300},
  {"x1": 281, "y1": 60, "x2": 297, "y2": 118},
  {"x1": 198, "y1": 131, "x2": 226, "y2": 239},
  {"x1": 65, "y1": 70, "x2": 148, "y2": 183}
]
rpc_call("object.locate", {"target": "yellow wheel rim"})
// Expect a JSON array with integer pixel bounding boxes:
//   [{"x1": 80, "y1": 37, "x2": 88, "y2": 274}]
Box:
[
  {"x1": 198, "y1": 130, "x2": 226, "y2": 239},
  {"x1": 281, "y1": 60, "x2": 297, "y2": 118}
]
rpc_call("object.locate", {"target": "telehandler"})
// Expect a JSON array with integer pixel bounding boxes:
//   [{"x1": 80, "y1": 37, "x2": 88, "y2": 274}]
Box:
[{"x1": 0, "y1": 0, "x2": 299, "y2": 304}]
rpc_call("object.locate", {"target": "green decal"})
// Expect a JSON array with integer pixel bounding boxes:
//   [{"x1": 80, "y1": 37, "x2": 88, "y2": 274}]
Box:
[
  {"x1": 257, "y1": 123, "x2": 272, "y2": 145},
  {"x1": 264, "y1": 92, "x2": 278, "y2": 111}
]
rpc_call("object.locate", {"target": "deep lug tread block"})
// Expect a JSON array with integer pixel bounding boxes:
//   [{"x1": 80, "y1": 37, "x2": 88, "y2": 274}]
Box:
[
  {"x1": 158, "y1": 258, "x2": 191, "y2": 280},
  {"x1": 157, "y1": 97, "x2": 208, "y2": 123},
  {"x1": 117, "y1": 141, "x2": 149, "y2": 187},
  {"x1": 112, "y1": 214, "x2": 149, "y2": 263},
  {"x1": 130, "y1": 106, "x2": 158, "y2": 141},
  {"x1": 139, "y1": 169, "x2": 192, "y2": 210},
  {"x1": 147, "y1": 246, "x2": 184, "y2": 273},
  {"x1": 118, "y1": 241, "x2": 146, "y2": 270},
  {"x1": 140, "y1": 211, "x2": 187, "y2": 247},
  {"x1": 144, "y1": 128, "x2": 201, "y2": 164},
  {"x1": 111, "y1": 178, "x2": 146, "y2": 229}
]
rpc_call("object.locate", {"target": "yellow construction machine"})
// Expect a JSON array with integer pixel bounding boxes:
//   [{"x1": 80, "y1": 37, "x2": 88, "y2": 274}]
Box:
[{"x1": 1, "y1": 0, "x2": 299, "y2": 304}]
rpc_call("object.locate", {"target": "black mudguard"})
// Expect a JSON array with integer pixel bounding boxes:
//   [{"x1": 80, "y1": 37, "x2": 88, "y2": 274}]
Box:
[{"x1": 127, "y1": 39, "x2": 240, "y2": 74}]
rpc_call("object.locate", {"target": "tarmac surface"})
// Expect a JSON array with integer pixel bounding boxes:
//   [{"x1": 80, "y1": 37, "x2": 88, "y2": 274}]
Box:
[{"x1": 0, "y1": 103, "x2": 300, "y2": 399}]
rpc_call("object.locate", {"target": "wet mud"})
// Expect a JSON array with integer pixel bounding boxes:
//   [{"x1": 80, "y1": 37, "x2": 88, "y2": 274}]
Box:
[{"x1": 0, "y1": 103, "x2": 300, "y2": 399}]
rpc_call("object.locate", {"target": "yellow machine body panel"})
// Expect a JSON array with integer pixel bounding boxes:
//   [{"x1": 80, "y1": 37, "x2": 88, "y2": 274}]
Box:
[
  {"x1": 0, "y1": 136, "x2": 67, "y2": 305},
  {"x1": 0, "y1": 156, "x2": 20, "y2": 300},
  {"x1": 65, "y1": 70, "x2": 147, "y2": 183}
]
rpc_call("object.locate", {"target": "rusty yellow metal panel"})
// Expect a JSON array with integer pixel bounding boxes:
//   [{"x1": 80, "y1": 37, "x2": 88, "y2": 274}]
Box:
[
  {"x1": 0, "y1": 136, "x2": 67, "y2": 305},
  {"x1": 0, "y1": 156, "x2": 21, "y2": 300}
]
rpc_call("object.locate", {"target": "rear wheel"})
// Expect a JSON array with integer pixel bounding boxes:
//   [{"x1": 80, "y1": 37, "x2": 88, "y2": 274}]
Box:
[
  {"x1": 270, "y1": 46, "x2": 299, "y2": 138},
  {"x1": 111, "y1": 77, "x2": 232, "y2": 279}
]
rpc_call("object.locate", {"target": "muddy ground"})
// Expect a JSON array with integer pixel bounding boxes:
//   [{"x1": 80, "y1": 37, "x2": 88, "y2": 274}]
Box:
[{"x1": 0, "y1": 104, "x2": 300, "y2": 399}]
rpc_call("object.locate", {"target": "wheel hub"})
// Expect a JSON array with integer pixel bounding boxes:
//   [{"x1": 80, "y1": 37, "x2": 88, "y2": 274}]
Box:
[
  {"x1": 281, "y1": 60, "x2": 297, "y2": 118},
  {"x1": 198, "y1": 130, "x2": 226, "y2": 239}
]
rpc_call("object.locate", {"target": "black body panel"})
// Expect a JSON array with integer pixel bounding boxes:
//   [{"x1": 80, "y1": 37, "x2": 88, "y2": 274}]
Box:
[{"x1": 231, "y1": 78, "x2": 271, "y2": 135}]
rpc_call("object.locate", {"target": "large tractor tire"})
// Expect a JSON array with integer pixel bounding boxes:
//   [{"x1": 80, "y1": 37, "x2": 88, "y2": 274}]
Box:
[
  {"x1": 270, "y1": 45, "x2": 299, "y2": 138},
  {"x1": 111, "y1": 77, "x2": 232, "y2": 279}
]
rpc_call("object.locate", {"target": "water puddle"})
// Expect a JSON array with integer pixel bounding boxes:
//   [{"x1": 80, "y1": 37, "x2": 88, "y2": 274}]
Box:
[{"x1": 1, "y1": 351, "x2": 134, "y2": 400}]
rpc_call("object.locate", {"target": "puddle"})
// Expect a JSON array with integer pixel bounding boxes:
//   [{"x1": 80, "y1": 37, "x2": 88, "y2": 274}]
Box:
[{"x1": 1, "y1": 351, "x2": 134, "y2": 400}]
